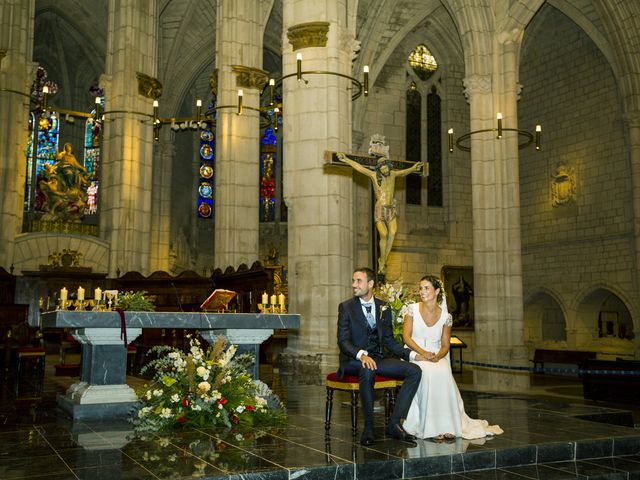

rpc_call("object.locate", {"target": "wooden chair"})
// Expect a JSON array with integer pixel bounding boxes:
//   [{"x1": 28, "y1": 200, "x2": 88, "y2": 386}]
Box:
[
  {"x1": 325, "y1": 372, "x2": 402, "y2": 436},
  {"x1": 11, "y1": 323, "x2": 46, "y2": 381}
]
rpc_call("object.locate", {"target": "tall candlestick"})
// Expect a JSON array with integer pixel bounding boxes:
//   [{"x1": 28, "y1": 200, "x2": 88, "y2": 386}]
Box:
[
  {"x1": 269, "y1": 78, "x2": 275, "y2": 106},
  {"x1": 60, "y1": 287, "x2": 68, "y2": 302},
  {"x1": 77, "y1": 286, "x2": 85, "y2": 302},
  {"x1": 363, "y1": 65, "x2": 369, "y2": 96},
  {"x1": 496, "y1": 112, "x2": 503, "y2": 139},
  {"x1": 262, "y1": 292, "x2": 269, "y2": 305},
  {"x1": 278, "y1": 293, "x2": 286, "y2": 310},
  {"x1": 237, "y1": 89, "x2": 243, "y2": 115},
  {"x1": 535, "y1": 124, "x2": 542, "y2": 150},
  {"x1": 296, "y1": 53, "x2": 302, "y2": 81},
  {"x1": 270, "y1": 294, "x2": 277, "y2": 306},
  {"x1": 448, "y1": 128, "x2": 454, "y2": 152},
  {"x1": 95, "y1": 287, "x2": 102, "y2": 301}
]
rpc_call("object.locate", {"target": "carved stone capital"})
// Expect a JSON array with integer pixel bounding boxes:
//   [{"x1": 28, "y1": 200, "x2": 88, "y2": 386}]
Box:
[
  {"x1": 287, "y1": 21, "x2": 330, "y2": 51},
  {"x1": 0, "y1": 49, "x2": 6, "y2": 69},
  {"x1": 231, "y1": 65, "x2": 269, "y2": 90},
  {"x1": 136, "y1": 72, "x2": 163, "y2": 99},
  {"x1": 209, "y1": 69, "x2": 218, "y2": 97},
  {"x1": 462, "y1": 74, "x2": 492, "y2": 101}
]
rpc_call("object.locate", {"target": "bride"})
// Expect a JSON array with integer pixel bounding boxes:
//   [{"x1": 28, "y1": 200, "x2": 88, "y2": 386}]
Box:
[{"x1": 401, "y1": 275, "x2": 503, "y2": 440}]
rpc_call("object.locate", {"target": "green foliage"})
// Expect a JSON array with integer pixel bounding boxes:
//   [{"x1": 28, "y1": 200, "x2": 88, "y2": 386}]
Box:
[{"x1": 115, "y1": 290, "x2": 156, "y2": 311}]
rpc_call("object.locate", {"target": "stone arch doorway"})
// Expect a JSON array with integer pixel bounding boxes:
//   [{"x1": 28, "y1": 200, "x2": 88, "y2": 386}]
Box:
[
  {"x1": 524, "y1": 291, "x2": 567, "y2": 347},
  {"x1": 575, "y1": 288, "x2": 635, "y2": 358}
]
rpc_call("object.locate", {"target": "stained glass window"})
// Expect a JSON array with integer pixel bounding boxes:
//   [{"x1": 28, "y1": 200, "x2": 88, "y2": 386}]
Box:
[
  {"x1": 408, "y1": 44, "x2": 438, "y2": 81},
  {"x1": 427, "y1": 85, "x2": 442, "y2": 206},
  {"x1": 84, "y1": 97, "x2": 103, "y2": 215},
  {"x1": 260, "y1": 127, "x2": 277, "y2": 222},
  {"x1": 197, "y1": 120, "x2": 215, "y2": 219},
  {"x1": 406, "y1": 83, "x2": 422, "y2": 205},
  {"x1": 26, "y1": 110, "x2": 60, "y2": 212}
]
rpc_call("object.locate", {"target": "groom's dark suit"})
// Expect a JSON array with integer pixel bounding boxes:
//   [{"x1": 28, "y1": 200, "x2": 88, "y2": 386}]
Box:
[{"x1": 337, "y1": 295, "x2": 421, "y2": 438}]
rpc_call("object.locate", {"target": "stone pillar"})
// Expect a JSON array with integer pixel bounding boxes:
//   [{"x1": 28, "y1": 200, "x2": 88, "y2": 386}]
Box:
[
  {"x1": 282, "y1": 0, "x2": 357, "y2": 373},
  {"x1": 0, "y1": 0, "x2": 35, "y2": 269},
  {"x1": 99, "y1": 0, "x2": 157, "y2": 276},
  {"x1": 464, "y1": 38, "x2": 529, "y2": 390},
  {"x1": 624, "y1": 110, "x2": 640, "y2": 360},
  {"x1": 149, "y1": 129, "x2": 175, "y2": 272},
  {"x1": 214, "y1": 0, "x2": 268, "y2": 269}
]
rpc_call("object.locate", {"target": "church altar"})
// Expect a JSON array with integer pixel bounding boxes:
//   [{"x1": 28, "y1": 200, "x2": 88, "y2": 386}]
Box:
[{"x1": 41, "y1": 310, "x2": 300, "y2": 420}]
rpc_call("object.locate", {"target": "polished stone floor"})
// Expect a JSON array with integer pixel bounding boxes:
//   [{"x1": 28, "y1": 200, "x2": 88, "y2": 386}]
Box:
[{"x1": 0, "y1": 363, "x2": 639, "y2": 479}]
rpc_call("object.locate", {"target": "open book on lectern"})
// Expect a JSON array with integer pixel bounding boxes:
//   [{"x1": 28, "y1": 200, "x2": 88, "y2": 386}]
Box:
[{"x1": 200, "y1": 289, "x2": 237, "y2": 311}]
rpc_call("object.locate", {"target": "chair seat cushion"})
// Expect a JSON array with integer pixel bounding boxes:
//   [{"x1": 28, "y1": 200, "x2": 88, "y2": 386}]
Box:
[{"x1": 326, "y1": 372, "x2": 401, "y2": 390}]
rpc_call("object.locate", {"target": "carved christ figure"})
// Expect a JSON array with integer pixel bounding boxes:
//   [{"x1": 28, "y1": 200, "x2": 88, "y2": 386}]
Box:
[{"x1": 334, "y1": 135, "x2": 423, "y2": 274}]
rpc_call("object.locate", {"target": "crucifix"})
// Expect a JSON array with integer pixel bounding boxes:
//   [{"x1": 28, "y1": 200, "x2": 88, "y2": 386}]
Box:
[{"x1": 325, "y1": 134, "x2": 428, "y2": 277}]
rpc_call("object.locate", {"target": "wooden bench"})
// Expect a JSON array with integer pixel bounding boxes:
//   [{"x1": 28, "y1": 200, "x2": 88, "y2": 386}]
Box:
[
  {"x1": 532, "y1": 349, "x2": 596, "y2": 373},
  {"x1": 581, "y1": 358, "x2": 640, "y2": 403}
]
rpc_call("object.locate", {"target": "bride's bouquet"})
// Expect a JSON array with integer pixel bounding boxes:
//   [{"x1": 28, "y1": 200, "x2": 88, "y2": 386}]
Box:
[{"x1": 377, "y1": 280, "x2": 417, "y2": 343}]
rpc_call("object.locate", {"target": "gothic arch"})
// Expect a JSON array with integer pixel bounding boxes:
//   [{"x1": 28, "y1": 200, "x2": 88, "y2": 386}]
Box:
[{"x1": 523, "y1": 288, "x2": 568, "y2": 344}]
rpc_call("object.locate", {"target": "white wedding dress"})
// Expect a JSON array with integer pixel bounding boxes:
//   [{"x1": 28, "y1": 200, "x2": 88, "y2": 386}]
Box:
[{"x1": 402, "y1": 302, "x2": 503, "y2": 440}]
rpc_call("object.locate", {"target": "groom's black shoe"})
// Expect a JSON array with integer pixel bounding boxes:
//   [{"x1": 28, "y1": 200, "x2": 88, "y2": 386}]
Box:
[
  {"x1": 387, "y1": 423, "x2": 417, "y2": 446},
  {"x1": 360, "y1": 429, "x2": 375, "y2": 446}
]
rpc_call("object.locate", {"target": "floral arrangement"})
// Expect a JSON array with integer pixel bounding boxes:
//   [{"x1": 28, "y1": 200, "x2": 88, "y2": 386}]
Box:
[
  {"x1": 377, "y1": 280, "x2": 417, "y2": 343},
  {"x1": 115, "y1": 290, "x2": 156, "y2": 311},
  {"x1": 131, "y1": 335, "x2": 286, "y2": 432}
]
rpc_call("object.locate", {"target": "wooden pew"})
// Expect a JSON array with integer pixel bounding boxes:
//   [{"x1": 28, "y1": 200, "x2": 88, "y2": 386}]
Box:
[
  {"x1": 532, "y1": 349, "x2": 596, "y2": 373},
  {"x1": 581, "y1": 358, "x2": 640, "y2": 403}
]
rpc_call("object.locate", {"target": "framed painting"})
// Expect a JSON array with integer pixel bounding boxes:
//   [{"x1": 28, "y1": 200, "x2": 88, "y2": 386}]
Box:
[{"x1": 441, "y1": 266, "x2": 474, "y2": 329}]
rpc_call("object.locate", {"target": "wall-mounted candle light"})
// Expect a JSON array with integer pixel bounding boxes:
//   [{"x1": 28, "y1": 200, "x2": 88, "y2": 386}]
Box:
[
  {"x1": 237, "y1": 89, "x2": 243, "y2": 115},
  {"x1": 497, "y1": 112, "x2": 503, "y2": 139},
  {"x1": 196, "y1": 99, "x2": 202, "y2": 122},
  {"x1": 94, "y1": 96, "x2": 101, "y2": 120},
  {"x1": 535, "y1": 124, "x2": 542, "y2": 150},
  {"x1": 274, "y1": 107, "x2": 280, "y2": 132},
  {"x1": 448, "y1": 128, "x2": 454, "y2": 152},
  {"x1": 296, "y1": 53, "x2": 302, "y2": 81},
  {"x1": 153, "y1": 100, "x2": 159, "y2": 123},
  {"x1": 363, "y1": 65, "x2": 369, "y2": 96},
  {"x1": 269, "y1": 78, "x2": 275, "y2": 106},
  {"x1": 42, "y1": 85, "x2": 49, "y2": 110}
]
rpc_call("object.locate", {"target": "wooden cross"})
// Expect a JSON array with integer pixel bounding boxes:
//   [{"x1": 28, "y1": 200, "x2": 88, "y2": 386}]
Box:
[{"x1": 324, "y1": 150, "x2": 428, "y2": 177}]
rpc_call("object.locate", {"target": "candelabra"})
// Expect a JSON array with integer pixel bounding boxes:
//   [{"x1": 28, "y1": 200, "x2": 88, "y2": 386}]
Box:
[{"x1": 448, "y1": 113, "x2": 541, "y2": 152}]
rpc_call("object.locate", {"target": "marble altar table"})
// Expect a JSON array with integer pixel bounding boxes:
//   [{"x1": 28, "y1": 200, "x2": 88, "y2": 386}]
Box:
[{"x1": 41, "y1": 311, "x2": 300, "y2": 420}]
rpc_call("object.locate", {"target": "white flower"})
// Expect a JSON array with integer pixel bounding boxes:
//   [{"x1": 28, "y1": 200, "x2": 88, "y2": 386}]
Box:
[
  {"x1": 236, "y1": 405, "x2": 245, "y2": 413},
  {"x1": 218, "y1": 403, "x2": 223, "y2": 410},
  {"x1": 191, "y1": 404, "x2": 202, "y2": 411},
  {"x1": 145, "y1": 391, "x2": 152, "y2": 400},
  {"x1": 170, "y1": 394, "x2": 180, "y2": 403},
  {"x1": 198, "y1": 381, "x2": 211, "y2": 393},
  {"x1": 153, "y1": 389, "x2": 163, "y2": 397},
  {"x1": 138, "y1": 406, "x2": 151, "y2": 418},
  {"x1": 160, "y1": 408, "x2": 172, "y2": 418},
  {"x1": 235, "y1": 433, "x2": 244, "y2": 441},
  {"x1": 210, "y1": 390, "x2": 222, "y2": 401},
  {"x1": 196, "y1": 366, "x2": 209, "y2": 380},
  {"x1": 168, "y1": 454, "x2": 177, "y2": 463},
  {"x1": 158, "y1": 437, "x2": 169, "y2": 447}
]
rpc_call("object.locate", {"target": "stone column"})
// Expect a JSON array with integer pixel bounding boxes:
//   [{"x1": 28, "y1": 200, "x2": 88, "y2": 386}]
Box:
[
  {"x1": 214, "y1": 0, "x2": 268, "y2": 269},
  {"x1": 99, "y1": 0, "x2": 157, "y2": 276},
  {"x1": 149, "y1": 129, "x2": 175, "y2": 272},
  {"x1": 0, "y1": 0, "x2": 35, "y2": 269},
  {"x1": 624, "y1": 110, "x2": 640, "y2": 360},
  {"x1": 464, "y1": 38, "x2": 529, "y2": 390},
  {"x1": 282, "y1": 0, "x2": 357, "y2": 373}
]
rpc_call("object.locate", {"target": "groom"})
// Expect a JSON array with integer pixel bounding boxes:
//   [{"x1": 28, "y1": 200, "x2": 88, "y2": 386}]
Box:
[{"x1": 337, "y1": 267, "x2": 423, "y2": 446}]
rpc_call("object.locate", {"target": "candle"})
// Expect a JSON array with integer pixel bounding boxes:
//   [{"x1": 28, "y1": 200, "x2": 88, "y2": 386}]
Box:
[
  {"x1": 448, "y1": 128, "x2": 454, "y2": 152},
  {"x1": 262, "y1": 292, "x2": 269, "y2": 305},
  {"x1": 363, "y1": 65, "x2": 369, "y2": 96},
  {"x1": 270, "y1": 294, "x2": 277, "y2": 306},
  {"x1": 269, "y1": 78, "x2": 275, "y2": 106},
  {"x1": 77, "y1": 286, "x2": 85, "y2": 301},
  {"x1": 535, "y1": 124, "x2": 542, "y2": 150},
  {"x1": 95, "y1": 287, "x2": 102, "y2": 301},
  {"x1": 237, "y1": 89, "x2": 243, "y2": 115},
  {"x1": 496, "y1": 112, "x2": 503, "y2": 138},
  {"x1": 278, "y1": 293, "x2": 286, "y2": 308},
  {"x1": 60, "y1": 287, "x2": 68, "y2": 302},
  {"x1": 296, "y1": 53, "x2": 302, "y2": 81}
]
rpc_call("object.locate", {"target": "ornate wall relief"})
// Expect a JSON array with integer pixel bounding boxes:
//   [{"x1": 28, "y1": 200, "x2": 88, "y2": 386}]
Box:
[{"x1": 551, "y1": 162, "x2": 576, "y2": 207}]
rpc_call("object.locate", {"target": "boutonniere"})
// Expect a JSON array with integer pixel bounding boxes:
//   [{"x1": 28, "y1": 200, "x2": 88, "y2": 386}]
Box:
[{"x1": 381, "y1": 305, "x2": 388, "y2": 312}]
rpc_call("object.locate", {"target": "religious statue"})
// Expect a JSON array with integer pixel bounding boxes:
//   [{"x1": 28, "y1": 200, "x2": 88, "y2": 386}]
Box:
[
  {"x1": 335, "y1": 134, "x2": 422, "y2": 274},
  {"x1": 39, "y1": 142, "x2": 90, "y2": 222}
]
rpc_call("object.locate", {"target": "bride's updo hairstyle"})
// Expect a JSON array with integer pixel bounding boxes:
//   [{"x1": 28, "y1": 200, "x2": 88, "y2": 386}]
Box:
[{"x1": 420, "y1": 275, "x2": 445, "y2": 305}]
